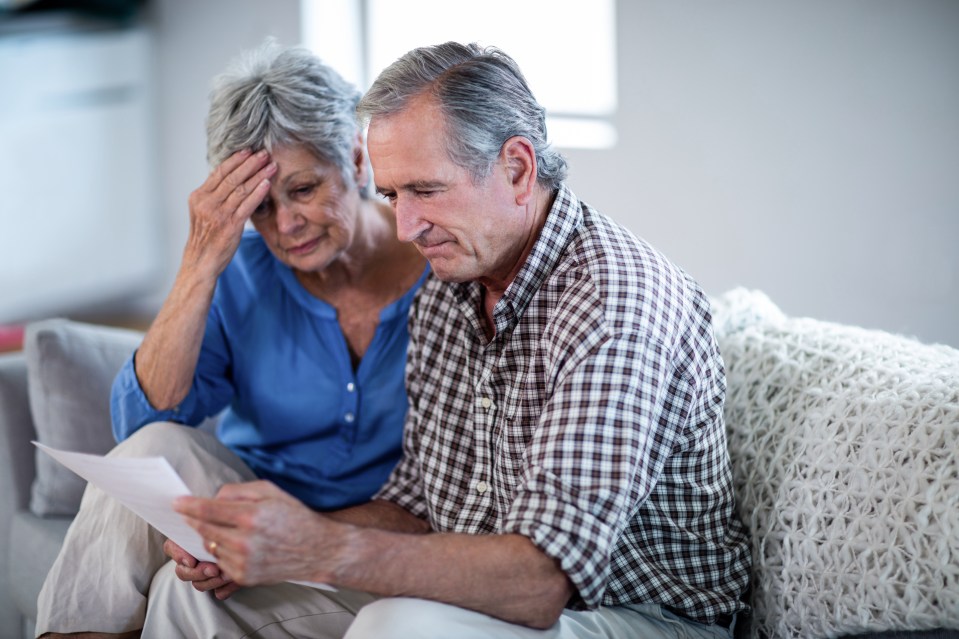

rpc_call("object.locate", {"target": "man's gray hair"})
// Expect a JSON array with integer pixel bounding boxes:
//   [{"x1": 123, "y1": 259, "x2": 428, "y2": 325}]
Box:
[
  {"x1": 206, "y1": 40, "x2": 362, "y2": 187},
  {"x1": 357, "y1": 41, "x2": 567, "y2": 191}
]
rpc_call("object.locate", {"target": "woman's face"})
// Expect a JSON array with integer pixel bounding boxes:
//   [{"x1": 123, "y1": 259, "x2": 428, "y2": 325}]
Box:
[{"x1": 250, "y1": 143, "x2": 364, "y2": 274}]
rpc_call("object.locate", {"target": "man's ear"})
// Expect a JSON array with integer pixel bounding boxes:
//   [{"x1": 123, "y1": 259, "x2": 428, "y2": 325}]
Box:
[
  {"x1": 501, "y1": 136, "x2": 537, "y2": 205},
  {"x1": 352, "y1": 132, "x2": 369, "y2": 189}
]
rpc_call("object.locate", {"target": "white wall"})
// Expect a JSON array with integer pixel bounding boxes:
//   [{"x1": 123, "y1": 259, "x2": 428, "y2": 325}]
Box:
[
  {"x1": 147, "y1": 0, "x2": 958, "y2": 346},
  {"x1": 0, "y1": 20, "x2": 161, "y2": 323},
  {"x1": 564, "y1": 1, "x2": 959, "y2": 346}
]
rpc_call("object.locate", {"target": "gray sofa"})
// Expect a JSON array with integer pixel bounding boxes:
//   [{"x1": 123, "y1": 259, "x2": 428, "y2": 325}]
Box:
[
  {"x1": 1, "y1": 290, "x2": 957, "y2": 639},
  {"x1": 0, "y1": 319, "x2": 144, "y2": 639}
]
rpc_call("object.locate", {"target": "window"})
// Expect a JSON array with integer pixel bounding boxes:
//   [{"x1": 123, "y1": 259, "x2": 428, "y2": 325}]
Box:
[{"x1": 302, "y1": 0, "x2": 617, "y2": 149}]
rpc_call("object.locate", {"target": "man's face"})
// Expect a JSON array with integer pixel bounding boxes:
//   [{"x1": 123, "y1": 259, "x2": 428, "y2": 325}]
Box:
[{"x1": 367, "y1": 95, "x2": 531, "y2": 286}]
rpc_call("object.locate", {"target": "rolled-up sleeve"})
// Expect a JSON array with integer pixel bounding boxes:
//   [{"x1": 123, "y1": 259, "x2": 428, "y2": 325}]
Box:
[
  {"x1": 110, "y1": 306, "x2": 235, "y2": 442},
  {"x1": 502, "y1": 332, "x2": 685, "y2": 608}
]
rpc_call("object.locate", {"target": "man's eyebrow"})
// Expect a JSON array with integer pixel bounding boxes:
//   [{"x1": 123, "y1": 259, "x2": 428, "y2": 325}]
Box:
[{"x1": 377, "y1": 180, "x2": 446, "y2": 195}]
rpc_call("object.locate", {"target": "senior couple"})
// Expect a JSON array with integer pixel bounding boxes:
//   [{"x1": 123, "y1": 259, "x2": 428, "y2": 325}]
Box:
[{"x1": 37, "y1": 40, "x2": 750, "y2": 639}]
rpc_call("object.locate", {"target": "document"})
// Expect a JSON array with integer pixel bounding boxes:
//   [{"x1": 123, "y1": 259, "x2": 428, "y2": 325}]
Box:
[{"x1": 34, "y1": 441, "x2": 334, "y2": 591}]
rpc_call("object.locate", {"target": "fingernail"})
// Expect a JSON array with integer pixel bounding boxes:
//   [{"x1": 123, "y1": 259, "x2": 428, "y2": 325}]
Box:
[{"x1": 204, "y1": 567, "x2": 218, "y2": 577}]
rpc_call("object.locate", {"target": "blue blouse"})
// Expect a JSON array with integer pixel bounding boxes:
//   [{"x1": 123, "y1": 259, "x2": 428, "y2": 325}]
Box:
[{"x1": 111, "y1": 230, "x2": 429, "y2": 510}]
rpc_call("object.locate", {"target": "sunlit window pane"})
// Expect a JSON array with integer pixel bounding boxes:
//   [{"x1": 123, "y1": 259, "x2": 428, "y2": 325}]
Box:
[
  {"x1": 301, "y1": 0, "x2": 364, "y2": 88},
  {"x1": 303, "y1": 0, "x2": 618, "y2": 148},
  {"x1": 366, "y1": 0, "x2": 616, "y2": 117}
]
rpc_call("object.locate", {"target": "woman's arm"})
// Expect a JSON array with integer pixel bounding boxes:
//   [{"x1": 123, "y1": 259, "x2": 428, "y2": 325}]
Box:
[{"x1": 136, "y1": 150, "x2": 275, "y2": 409}]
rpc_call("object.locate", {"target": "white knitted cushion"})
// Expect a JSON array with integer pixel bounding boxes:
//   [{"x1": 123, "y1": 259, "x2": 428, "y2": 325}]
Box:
[{"x1": 712, "y1": 288, "x2": 959, "y2": 639}]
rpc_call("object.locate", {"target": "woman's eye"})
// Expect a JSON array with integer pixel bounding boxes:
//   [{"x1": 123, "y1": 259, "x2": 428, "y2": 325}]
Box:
[
  {"x1": 293, "y1": 185, "x2": 315, "y2": 198},
  {"x1": 251, "y1": 200, "x2": 272, "y2": 219}
]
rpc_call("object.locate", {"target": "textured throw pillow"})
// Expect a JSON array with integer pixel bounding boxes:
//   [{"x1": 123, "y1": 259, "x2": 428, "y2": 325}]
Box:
[
  {"x1": 26, "y1": 319, "x2": 144, "y2": 516},
  {"x1": 712, "y1": 288, "x2": 959, "y2": 639}
]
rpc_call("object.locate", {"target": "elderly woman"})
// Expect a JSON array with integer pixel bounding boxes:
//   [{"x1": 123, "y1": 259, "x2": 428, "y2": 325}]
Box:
[{"x1": 35, "y1": 41, "x2": 427, "y2": 638}]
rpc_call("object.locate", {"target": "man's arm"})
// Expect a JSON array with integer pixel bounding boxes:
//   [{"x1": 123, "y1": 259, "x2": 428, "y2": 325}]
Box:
[
  {"x1": 324, "y1": 498, "x2": 430, "y2": 533},
  {"x1": 175, "y1": 481, "x2": 574, "y2": 629}
]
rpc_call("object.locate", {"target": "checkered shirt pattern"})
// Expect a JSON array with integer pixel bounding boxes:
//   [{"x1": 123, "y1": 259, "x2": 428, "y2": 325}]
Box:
[{"x1": 376, "y1": 185, "x2": 751, "y2": 624}]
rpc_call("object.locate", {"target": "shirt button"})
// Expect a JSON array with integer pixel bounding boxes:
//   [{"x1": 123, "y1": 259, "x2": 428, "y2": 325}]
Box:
[
  {"x1": 480, "y1": 397, "x2": 493, "y2": 409},
  {"x1": 344, "y1": 412, "x2": 355, "y2": 423},
  {"x1": 346, "y1": 382, "x2": 356, "y2": 392},
  {"x1": 476, "y1": 481, "x2": 489, "y2": 494}
]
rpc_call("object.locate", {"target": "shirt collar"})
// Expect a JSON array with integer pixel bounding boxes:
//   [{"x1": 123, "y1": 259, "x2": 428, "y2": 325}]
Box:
[{"x1": 453, "y1": 183, "x2": 583, "y2": 340}]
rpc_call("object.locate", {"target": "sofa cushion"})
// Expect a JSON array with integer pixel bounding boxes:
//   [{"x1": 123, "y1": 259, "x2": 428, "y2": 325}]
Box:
[
  {"x1": 25, "y1": 319, "x2": 143, "y2": 517},
  {"x1": 8, "y1": 511, "x2": 72, "y2": 621},
  {"x1": 712, "y1": 288, "x2": 959, "y2": 639}
]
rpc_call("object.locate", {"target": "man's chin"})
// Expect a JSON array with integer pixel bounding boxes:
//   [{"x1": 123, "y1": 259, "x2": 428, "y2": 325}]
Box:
[{"x1": 423, "y1": 257, "x2": 471, "y2": 284}]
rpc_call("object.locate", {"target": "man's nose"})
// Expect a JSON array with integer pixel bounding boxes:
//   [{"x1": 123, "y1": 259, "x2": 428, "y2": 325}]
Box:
[{"x1": 394, "y1": 197, "x2": 429, "y2": 243}]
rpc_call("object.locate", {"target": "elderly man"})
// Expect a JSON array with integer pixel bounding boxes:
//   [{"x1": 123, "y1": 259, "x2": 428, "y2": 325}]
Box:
[{"x1": 145, "y1": 42, "x2": 751, "y2": 639}]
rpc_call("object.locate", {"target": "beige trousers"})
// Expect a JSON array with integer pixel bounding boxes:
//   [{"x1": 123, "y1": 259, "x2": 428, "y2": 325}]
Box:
[
  {"x1": 142, "y1": 564, "x2": 732, "y2": 639},
  {"x1": 35, "y1": 422, "x2": 257, "y2": 635}
]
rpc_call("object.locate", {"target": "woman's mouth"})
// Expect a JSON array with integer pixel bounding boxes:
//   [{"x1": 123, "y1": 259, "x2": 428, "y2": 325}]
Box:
[{"x1": 286, "y1": 237, "x2": 320, "y2": 255}]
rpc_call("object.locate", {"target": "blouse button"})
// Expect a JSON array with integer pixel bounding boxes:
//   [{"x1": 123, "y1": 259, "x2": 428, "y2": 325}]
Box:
[
  {"x1": 476, "y1": 481, "x2": 489, "y2": 494},
  {"x1": 480, "y1": 397, "x2": 493, "y2": 409},
  {"x1": 347, "y1": 382, "x2": 356, "y2": 392},
  {"x1": 344, "y1": 412, "x2": 355, "y2": 423}
]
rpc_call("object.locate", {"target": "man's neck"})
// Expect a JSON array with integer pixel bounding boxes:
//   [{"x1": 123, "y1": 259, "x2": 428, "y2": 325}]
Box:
[{"x1": 478, "y1": 187, "x2": 556, "y2": 339}]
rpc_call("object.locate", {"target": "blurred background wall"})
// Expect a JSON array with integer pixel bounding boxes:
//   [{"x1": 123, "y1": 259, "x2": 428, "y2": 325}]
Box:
[{"x1": 1, "y1": 0, "x2": 956, "y2": 347}]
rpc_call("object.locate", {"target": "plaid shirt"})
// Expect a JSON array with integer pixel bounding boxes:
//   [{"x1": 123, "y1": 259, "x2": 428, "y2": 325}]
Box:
[{"x1": 376, "y1": 185, "x2": 751, "y2": 623}]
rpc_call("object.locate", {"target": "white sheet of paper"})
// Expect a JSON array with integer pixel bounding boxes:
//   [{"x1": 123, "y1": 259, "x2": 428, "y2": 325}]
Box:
[{"x1": 33, "y1": 441, "x2": 335, "y2": 591}]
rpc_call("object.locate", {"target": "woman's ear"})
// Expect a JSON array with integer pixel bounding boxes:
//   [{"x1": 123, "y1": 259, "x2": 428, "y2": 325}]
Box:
[
  {"x1": 352, "y1": 132, "x2": 370, "y2": 189},
  {"x1": 501, "y1": 136, "x2": 537, "y2": 205}
]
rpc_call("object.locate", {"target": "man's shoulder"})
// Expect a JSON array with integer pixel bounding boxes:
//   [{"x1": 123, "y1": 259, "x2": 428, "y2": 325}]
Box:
[{"x1": 553, "y1": 203, "x2": 710, "y2": 344}]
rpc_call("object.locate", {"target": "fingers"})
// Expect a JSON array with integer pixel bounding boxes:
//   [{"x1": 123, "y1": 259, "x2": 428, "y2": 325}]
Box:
[
  {"x1": 203, "y1": 149, "x2": 262, "y2": 195},
  {"x1": 174, "y1": 560, "x2": 235, "y2": 594},
  {"x1": 216, "y1": 480, "x2": 287, "y2": 502},
  {"x1": 190, "y1": 150, "x2": 275, "y2": 239},
  {"x1": 203, "y1": 148, "x2": 254, "y2": 192},
  {"x1": 206, "y1": 149, "x2": 276, "y2": 211},
  {"x1": 214, "y1": 581, "x2": 243, "y2": 600},
  {"x1": 163, "y1": 538, "x2": 196, "y2": 568},
  {"x1": 175, "y1": 495, "x2": 248, "y2": 528}
]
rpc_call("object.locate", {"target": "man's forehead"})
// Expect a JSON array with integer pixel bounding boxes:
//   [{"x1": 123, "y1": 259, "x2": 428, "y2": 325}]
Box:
[{"x1": 368, "y1": 109, "x2": 455, "y2": 184}]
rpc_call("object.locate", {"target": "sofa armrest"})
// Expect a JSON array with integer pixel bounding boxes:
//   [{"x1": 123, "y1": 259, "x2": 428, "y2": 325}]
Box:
[
  {"x1": 0, "y1": 351, "x2": 36, "y2": 632},
  {"x1": 0, "y1": 352, "x2": 36, "y2": 514}
]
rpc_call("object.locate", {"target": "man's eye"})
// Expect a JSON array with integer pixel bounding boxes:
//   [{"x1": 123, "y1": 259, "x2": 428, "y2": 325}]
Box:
[
  {"x1": 292, "y1": 185, "x2": 315, "y2": 198},
  {"x1": 416, "y1": 190, "x2": 435, "y2": 198}
]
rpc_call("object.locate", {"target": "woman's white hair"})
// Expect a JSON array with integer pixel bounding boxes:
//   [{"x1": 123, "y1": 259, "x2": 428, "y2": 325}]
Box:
[{"x1": 206, "y1": 39, "x2": 362, "y2": 188}]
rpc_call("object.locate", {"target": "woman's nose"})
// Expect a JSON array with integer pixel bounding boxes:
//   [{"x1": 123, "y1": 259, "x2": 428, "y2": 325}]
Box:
[{"x1": 275, "y1": 201, "x2": 305, "y2": 234}]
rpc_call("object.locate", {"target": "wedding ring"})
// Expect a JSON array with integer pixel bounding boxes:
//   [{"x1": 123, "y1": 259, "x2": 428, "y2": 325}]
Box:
[{"x1": 207, "y1": 540, "x2": 219, "y2": 557}]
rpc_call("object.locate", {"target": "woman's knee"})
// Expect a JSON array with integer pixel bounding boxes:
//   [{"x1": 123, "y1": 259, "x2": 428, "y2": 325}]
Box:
[{"x1": 111, "y1": 422, "x2": 201, "y2": 458}]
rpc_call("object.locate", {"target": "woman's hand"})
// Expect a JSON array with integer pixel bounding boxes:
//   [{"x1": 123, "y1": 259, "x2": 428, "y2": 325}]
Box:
[
  {"x1": 163, "y1": 538, "x2": 242, "y2": 600},
  {"x1": 183, "y1": 148, "x2": 276, "y2": 279}
]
